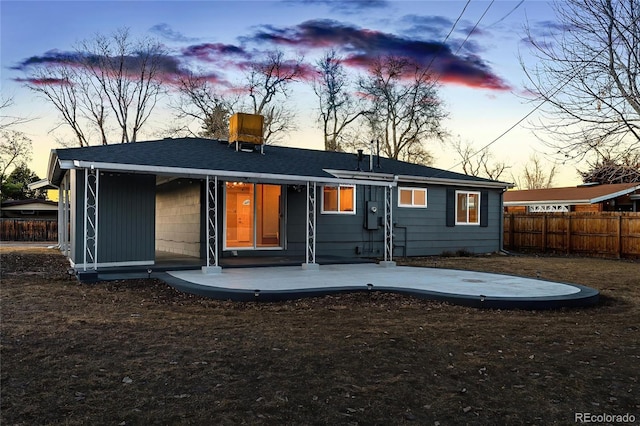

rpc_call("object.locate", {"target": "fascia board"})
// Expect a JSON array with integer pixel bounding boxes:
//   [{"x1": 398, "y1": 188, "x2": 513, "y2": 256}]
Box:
[
  {"x1": 27, "y1": 178, "x2": 55, "y2": 191},
  {"x1": 47, "y1": 150, "x2": 61, "y2": 183},
  {"x1": 504, "y1": 200, "x2": 590, "y2": 206},
  {"x1": 2, "y1": 203, "x2": 57, "y2": 211},
  {"x1": 396, "y1": 174, "x2": 513, "y2": 189},
  {"x1": 324, "y1": 169, "x2": 512, "y2": 189},
  {"x1": 323, "y1": 168, "x2": 396, "y2": 181},
  {"x1": 590, "y1": 185, "x2": 640, "y2": 204},
  {"x1": 70, "y1": 160, "x2": 392, "y2": 187}
]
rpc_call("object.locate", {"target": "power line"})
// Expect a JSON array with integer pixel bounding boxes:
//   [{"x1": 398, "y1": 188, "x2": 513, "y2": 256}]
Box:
[
  {"x1": 454, "y1": 0, "x2": 495, "y2": 56},
  {"x1": 487, "y1": 0, "x2": 525, "y2": 28},
  {"x1": 423, "y1": 0, "x2": 471, "y2": 74},
  {"x1": 436, "y1": 2, "x2": 639, "y2": 180}
]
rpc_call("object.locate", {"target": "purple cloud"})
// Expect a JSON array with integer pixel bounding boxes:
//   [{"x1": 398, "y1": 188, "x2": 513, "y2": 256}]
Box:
[
  {"x1": 150, "y1": 23, "x2": 199, "y2": 42},
  {"x1": 12, "y1": 48, "x2": 196, "y2": 87},
  {"x1": 11, "y1": 50, "x2": 90, "y2": 70},
  {"x1": 399, "y1": 15, "x2": 456, "y2": 40},
  {"x1": 14, "y1": 77, "x2": 71, "y2": 86},
  {"x1": 248, "y1": 19, "x2": 511, "y2": 90},
  {"x1": 182, "y1": 43, "x2": 249, "y2": 62},
  {"x1": 286, "y1": 0, "x2": 389, "y2": 14}
]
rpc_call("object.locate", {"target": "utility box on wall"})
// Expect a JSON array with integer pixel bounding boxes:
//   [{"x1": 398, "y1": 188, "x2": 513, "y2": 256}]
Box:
[
  {"x1": 365, "y1": 201, "x2": 379, "y2": 230},
  {"x1": 229, "y1": 113, "x2": 264, "y2": 145}
]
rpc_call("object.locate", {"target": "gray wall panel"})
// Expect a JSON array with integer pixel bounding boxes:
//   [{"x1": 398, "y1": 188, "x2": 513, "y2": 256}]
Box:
[
  {"x1": 97, "y1": 173, "x2": 155, "y2": 263},
  {"x1": 283, "y1": 184, "x2": 503, "y2": 259}
]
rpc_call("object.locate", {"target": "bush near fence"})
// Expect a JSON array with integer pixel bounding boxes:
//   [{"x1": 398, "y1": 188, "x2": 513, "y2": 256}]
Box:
[
  {"x1": 503, "y1": 212, "x2": 640, "y2": 259},
  {"x1": 0, "y1": 219, "x2": 58, "y2": 242}
]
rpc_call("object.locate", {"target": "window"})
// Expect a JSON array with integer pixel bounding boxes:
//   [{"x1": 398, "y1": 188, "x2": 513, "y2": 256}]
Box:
[
  {"x1": 398, "y1": 187, "x2": 427, "y2": 208},
  {"x1": 456, "y1": 191, "x2": 480, "y2": 225},
  {"x1": 322, "y1": 185, "x2": 356, "y2": 214}
]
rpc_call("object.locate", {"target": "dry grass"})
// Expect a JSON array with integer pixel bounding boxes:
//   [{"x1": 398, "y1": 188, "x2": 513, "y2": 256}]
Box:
[{"x1": 1, "y1": 247, "x2": 639, "y2": 425}]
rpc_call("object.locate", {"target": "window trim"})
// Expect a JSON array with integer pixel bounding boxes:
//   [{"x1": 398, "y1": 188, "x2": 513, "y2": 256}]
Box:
[
  {"x1": 455, "y1": 190, "x2": 481, "y2": 225},
  {"x1": 398, "y1": 187, "x2": 428, "y2": 208},
  {"x1": 321, "y1": 184, "x2": 357, "y2": 215}
]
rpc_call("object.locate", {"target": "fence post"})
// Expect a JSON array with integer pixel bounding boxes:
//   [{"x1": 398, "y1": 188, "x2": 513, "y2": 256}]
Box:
[
  {"x1": 566, "y1": 214, "x2": 572, "y2": 254},
  {"x1": 616, "y1": 214, "x2": 622, "y2": 259},
  {"x1": 509, "y1": 213, "x2": 515, "y2": 249},
  {"x1": 542, "y1": 214, "x2": 548, "y2": 253}
]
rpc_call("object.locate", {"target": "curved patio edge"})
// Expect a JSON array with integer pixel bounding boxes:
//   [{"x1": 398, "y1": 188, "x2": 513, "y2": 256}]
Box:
[{"x1": 157, "y1": 272, "x2": 600, "y2": 310}]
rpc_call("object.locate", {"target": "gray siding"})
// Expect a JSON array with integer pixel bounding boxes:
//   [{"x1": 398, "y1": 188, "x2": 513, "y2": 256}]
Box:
[
  {"x1": 394, "y1": 185, "x2": 502, "y2": 256},
  {"x1": 68, "y1": 171, "x2": 503, "y2": 267},
  {"x1": 284, "y1": 184, "x2": 503, "y2": 259},
  {"x1": 98, "y1": 173, "x2": 155, "y2": 263},
  {"x1": 71, "y1": 170, "x2": 155, "y2": 265}
]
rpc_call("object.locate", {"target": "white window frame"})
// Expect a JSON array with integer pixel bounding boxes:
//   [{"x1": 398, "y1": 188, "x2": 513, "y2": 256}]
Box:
[
  {"x1": 321, "y1": 184, "x2": 357, "y2": 215},
  {"x1": 455, "y1": 190, "x2": 481, "y2": 225},
  {"x1": 398, "y1": 187, "x2": 428, "y2": 208}
]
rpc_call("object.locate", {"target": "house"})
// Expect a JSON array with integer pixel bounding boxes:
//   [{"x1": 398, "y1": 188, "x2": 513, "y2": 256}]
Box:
[
  {"x1": 42, "y1": 129, "x2": 511, "y2": 278},
  {"x1": 504, "y1": 182, "x2": 640, "y2": 213},
  {"x1": 0, "y1": 199, "x2": 58, "y2": 219}
]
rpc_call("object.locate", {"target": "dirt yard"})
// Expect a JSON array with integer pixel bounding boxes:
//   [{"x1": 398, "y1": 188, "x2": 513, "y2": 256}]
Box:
[{"x1": 1, "y1": 248, "x2": 638, "y2": 425}]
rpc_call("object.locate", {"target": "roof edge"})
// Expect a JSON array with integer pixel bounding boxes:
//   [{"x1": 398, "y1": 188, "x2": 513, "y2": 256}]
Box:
[
  {"x1": 70, "y1": 161, "x2": 395, "y2": 187},
  {"x1": 396, "y1": 174, "x2": 513, "y2": 189},
  {"x1": 504, "y1": 200, "x2": 590, "y2": 206},
  {"x1": 27, "y1": 178, "x2": 56, "y2": 191},
  {"x1": 589, "y1": 184, "x2": 640, "y2": 204}
]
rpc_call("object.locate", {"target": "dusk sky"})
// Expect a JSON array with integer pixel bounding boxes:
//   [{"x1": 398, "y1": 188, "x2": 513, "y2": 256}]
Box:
[{"x1": 1, "y1": 0, "x2": 578, "y2": 185}]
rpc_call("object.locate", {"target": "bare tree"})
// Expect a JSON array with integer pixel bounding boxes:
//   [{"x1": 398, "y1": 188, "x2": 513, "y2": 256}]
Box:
[
  {"x1": 0, "y1": 130, "x2": 32, "y2": 191},
  {"x1": 579, "y1": 153, "x2": 640, "y2": 184},
  {"x1": 522, "y1": 0, "x2": 640, "y2": 162},
  {"x1": 312, "y1": 50, "x2": 364, "y2": 151},
  {"x1": 172, "y1": 72, "x2": 237, "y2": 139},
  {"x1": 453, "y1": 139, "x2": 509, "y2": 180},
  {"x1": 29, "y1": 64, "x2": 91, "y2": 146},
  {"x1": 24, "y1": 28, "x2": 167, "y2": 146},
  {"x1": 358, "y1": 56, "x2": 447, "y2": 165},
  {"x1": 246, "y1": 50, "x2": 304, "y2": 144},
  {"x1": 0, "y1": 96, "x2": 31, "y2": 131},
  {"x1": 512, "y1": 155, "x2": 557, "y2": 189}
]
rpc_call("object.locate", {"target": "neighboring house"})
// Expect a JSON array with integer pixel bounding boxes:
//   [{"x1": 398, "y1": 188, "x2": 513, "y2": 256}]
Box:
[
  {"x1": 504, "y1": 183, "x2": 640, "y2": 213},
  {"x1": 0, "y1": 199, "x2": 58, "y2": 219},
  {"x1": 41, "y1": 133, "x2": 511, "y2": 276}
]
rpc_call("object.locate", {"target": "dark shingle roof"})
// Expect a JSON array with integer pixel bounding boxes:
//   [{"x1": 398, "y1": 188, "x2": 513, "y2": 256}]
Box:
[{"x1": 52, "y1": 137, "x2": 504, "y2": 186}]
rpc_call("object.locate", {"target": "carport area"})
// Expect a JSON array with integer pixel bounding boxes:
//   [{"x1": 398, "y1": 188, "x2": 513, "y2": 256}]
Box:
[{"x1": 158, "y1": 263, "x2": 599, "y2": 310}]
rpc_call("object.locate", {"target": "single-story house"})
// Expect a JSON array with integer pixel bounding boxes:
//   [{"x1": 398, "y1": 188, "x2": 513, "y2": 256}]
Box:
[
  {"x1": 504, "y1": 182, "x2": 640, "y2": 213},
  {"x1": 42, "y1": 132, "x2": 511, "y2": 277},
  {"x1": 0, "y1": 199, "x2": 58, "y2": 219}
]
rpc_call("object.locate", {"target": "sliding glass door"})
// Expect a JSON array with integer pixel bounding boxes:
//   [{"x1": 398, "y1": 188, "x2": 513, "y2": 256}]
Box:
[{"x1": 225, "y1": 182, "x2": 282, "y2": 249}]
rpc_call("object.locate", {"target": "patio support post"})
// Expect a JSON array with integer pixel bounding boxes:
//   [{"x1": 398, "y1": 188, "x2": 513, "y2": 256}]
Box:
[
  {"x1": 64, "y1": 173, "x2": 71, "y2": 256},
  {"x1": 202, "y1": 175, "x2": 222, "y2": 274},
  {"x1": 83, "y1": 168, "x2": 99, "y2": 271},
  {"x1": 60, "y1": 174, "x2": 70, "y2": 256},
  {"x1": 58, "y1": 177, "x2": 65, "y2": 251},
  {"x1": 380, "y1": 184, "x2": 396, "y2": 267},
  {"x1": 302, "y1": 181, "x2": 319, "y2": 270}
]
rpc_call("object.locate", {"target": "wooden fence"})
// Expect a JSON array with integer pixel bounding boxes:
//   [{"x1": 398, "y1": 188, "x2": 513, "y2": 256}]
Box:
[
  {"x1": 504, "y1": 212, "x2": 640, "y2": 259},
  {"x1": 0, "y1": 219, "x2": 58, "y2": 242}
]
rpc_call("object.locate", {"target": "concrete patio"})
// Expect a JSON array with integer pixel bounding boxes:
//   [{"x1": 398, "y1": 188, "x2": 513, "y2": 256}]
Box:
[{"x1": 156, "y1": 263, "x2": 600, "y2": 310}]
